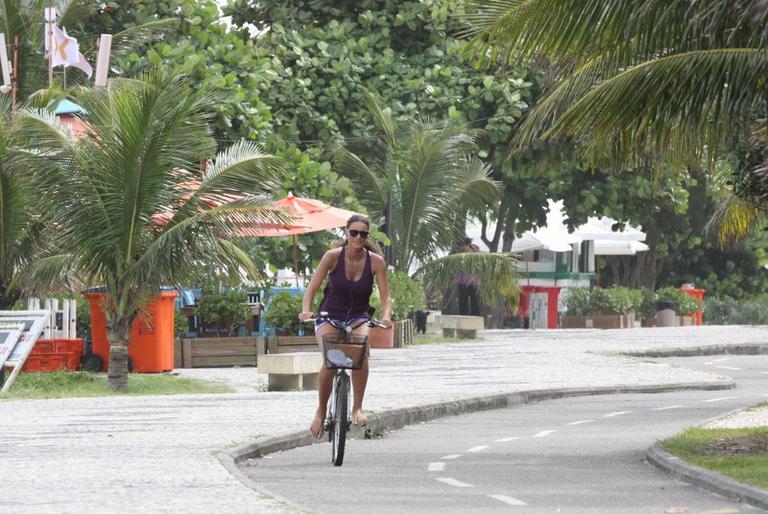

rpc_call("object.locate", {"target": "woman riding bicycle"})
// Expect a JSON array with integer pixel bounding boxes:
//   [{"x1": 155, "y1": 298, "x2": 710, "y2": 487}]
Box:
[{"x1": 298, "y1": 214, "x2": 392, "y2": 439}]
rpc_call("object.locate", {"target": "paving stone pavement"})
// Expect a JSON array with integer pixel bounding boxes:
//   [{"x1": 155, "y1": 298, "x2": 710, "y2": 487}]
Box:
[{"x1": 0, "y1": 326, "x2": 765, "y2": 513}]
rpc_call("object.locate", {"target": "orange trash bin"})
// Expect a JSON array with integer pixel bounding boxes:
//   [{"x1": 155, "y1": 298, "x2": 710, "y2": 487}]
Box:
[
  {"x1": 85, "y1": 289, "x2": 178, "y2": 372},
  {"x1": 680, "y1": 287, "x2": 705, "y2": 326}
]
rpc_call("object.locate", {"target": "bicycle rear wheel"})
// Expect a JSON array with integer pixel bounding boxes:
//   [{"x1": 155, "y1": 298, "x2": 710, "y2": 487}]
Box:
[{"x1": 330, "y1": 373, "x2": 349, "y2": 466}]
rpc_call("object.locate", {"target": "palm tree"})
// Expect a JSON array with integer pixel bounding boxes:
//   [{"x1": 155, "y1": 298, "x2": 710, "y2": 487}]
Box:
[
  {"x1": 2, "y1": 0, "x2": 177, "y2": 98},
  {"x1": 10, "y1": 69, "x2": 290, "y2": 391},
  {"x1": 334, "y1": 91, "x2": 520, "y2": 308},
  {"x1": 0, "y1": 95, "x2": 42, "y2": 309},
  {"x1": 461, "y1": 1, "x2": 768, "y2": 168}
]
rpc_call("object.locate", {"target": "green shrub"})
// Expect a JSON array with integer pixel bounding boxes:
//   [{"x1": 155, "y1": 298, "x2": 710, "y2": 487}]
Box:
[
  {"x1": 566, "y1": 287, "x2": 643, "y2": 315},
  {"x1": 194, "y1": 289, "x2": 250, "y2": 337},
  {"x1": 703, "y1": 295, "x2": 739, "y2": 324},
  {"x1": 589, "y1": 287, "x2": 641, "y2": 315},
  {"x1": 370, "y1": 271, "x2": 426, "y2": 320},
  {"x1": 656, "y1": 287, "x2": 700, "y2": 315},
  {"x1": 637, "y1": 288, "x2": 658, "y2": 319},
  {"x1": 564, "y1": 287, "x2": 592, "y2": 316},
  {"x1": 263, "y1": 291, "x2": 304, "y2": 336}
]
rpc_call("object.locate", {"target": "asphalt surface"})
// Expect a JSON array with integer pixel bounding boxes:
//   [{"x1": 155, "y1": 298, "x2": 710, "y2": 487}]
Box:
[{"x1": 242, "y1": 355, "x2": 768, "y2": 513}]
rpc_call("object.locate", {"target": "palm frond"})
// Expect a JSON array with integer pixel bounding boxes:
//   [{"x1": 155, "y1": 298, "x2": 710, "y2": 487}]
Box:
[
  {"x1": 12, "y1": 253, "x2": 76, "y2": 296},
  {"x1": 57, "y1": 0, "x2": 97, "y2": 28},
  {"x1": 415, "y1": 252, "x2": 520, "y2": 310},
  {"x1": 462, "y1": 0, "x2": 768, "y2": 66},
  {"x1": 332, "y1": 147, "x2": 388, "y2": 211},
  {"x1": 531, "y1": 48, "x2": 768, "y2": 166},
  {"x1": 199, "y1": 140, "x2": 285, "y2": 197}
]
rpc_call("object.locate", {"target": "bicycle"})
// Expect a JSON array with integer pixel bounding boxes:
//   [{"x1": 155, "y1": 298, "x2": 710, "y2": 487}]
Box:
[{"x1": 304, "y1": 311, "x2": 388, "y2": 466}]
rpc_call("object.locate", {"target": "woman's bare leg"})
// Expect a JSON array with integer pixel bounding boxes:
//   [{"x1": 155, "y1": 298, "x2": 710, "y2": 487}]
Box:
[
  {"x1": 351, "y1": 359, "x2": 369, "y2": 425},
  {"x1": 351, "y1": 324, "x2": 370, "y2": 425},
  {"x1": 310, "y1": 324, "x2": 337, "y2": 438}
]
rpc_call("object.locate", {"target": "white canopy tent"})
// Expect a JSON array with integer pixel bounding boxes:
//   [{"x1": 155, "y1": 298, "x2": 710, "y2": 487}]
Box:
[{"x1": 594, "y1": 240, "x2": 650, "y2": 256}]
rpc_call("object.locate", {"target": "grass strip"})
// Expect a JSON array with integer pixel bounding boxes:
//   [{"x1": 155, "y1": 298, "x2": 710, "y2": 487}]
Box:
[
  {"x1": 662, "y1": 427, "x2": 768, "y2": 489},
  {"x1": 0, "y1": 370, "x2": 233, "y2": 399},
  {"x1": 410, "y1": 333, "x2": 478, "y2": 345}
]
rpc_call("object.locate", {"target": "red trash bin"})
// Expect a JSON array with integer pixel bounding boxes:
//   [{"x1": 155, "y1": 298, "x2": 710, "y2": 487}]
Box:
[
  {"x1": 680, "y1": 287, "x2": 705, "y2": 326},
  {"x1": 85, "y1": 290, "x2": 178, "y2": 372}
]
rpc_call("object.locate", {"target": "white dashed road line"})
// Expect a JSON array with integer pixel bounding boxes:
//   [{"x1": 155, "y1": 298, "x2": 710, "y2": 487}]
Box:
[
  {"x1": 703, "y1": 397, "x2": 737, "y2": 403},
  {"x1": 435, "y1": 477, "x2": 474, "y2": 488},
  {"x1": 488, "y1": 494, "x2": 528, "y2": 506},
  {"x1": 565, "y1": 419, "x2": 594, "y2": 426},
  {"x1": 441, "y1": 454, "x2": 462, "y2": 460},
  {"x1": 428, "y1": 462, "x2": 445, "y2": 472},
  {"x1": 465, "y1": 445, "x2": 489, "y2": 453},
  {"x1": 532, "y1": 430, "x2": 556, "y2": 438},
  {"x1": 650, "y1": 405, "x2": 684, "y2": 411},
  {"x1": 603, "y1": 411, "x2": 631, "y2": 418},
  {"x1": 495, "y1": 436, "x2": 521, "y2": 442},
  {"x1": 715, "y1": 366, "x2": 743, "y2": 371}
]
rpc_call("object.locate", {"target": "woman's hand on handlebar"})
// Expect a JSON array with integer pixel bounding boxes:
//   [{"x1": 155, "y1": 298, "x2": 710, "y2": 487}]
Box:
[
  {"x1": 298, "y1": 311, "x2": 314, "y2": 322},
  {"x1": 376, "y1": 318, "x2": 393, "y2": 329}
]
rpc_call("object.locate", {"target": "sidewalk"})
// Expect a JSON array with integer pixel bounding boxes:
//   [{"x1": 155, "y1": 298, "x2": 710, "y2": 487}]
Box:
[{"x1": 0, "y1": 326, "x2": 765, "y2": 513}]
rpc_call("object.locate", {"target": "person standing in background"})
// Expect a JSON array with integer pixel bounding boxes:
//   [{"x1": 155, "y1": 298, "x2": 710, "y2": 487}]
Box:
[{"x1": 457, "y1": 237, "x2": 480, "y2": 316}]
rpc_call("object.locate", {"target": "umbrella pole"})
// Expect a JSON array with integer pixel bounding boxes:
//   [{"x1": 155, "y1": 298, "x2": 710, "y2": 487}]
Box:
[{"x1": 293, "y1": 235, "x2": 300, "y2": 288}]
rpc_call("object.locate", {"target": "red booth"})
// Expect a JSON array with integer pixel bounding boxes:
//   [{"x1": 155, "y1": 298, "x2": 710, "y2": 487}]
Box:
[
  {"x1": 86, "y1": 290, "x2": 178, "y2": 372},
  {"x1": 519, "y1": 286, "x2": 561, "y2": 329}
]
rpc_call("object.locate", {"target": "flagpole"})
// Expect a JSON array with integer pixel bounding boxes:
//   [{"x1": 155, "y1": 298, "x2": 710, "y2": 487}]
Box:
[
  {"x1": 47, "y1": 8, "x2": 53, "y2": 87},
  {"x1": 12, "y1": 36, "x2": 19, "y2": 111}
]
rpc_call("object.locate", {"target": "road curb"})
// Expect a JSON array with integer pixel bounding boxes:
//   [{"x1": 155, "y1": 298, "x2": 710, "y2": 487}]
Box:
[
  {"x1": 219, "y1": 379, "x2": 734, "y2": 469},
  {"x1": 622, "y1": 343, "x2": 768, "y2": 358},
  {"x1": 645, "y1": 444, "x2": 768, "y2": 510}
]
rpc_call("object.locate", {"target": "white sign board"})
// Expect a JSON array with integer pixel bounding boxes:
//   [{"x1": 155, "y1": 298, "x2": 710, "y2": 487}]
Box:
[
  {"x1": 0, "y1": 310, "x2": 49, "y2": 392},
  {"x1": 0, "y1": 323, "x2": 24, "y2": 369}
]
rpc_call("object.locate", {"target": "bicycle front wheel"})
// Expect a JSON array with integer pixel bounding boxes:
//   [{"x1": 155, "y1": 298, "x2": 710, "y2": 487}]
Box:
[{"x1": 331, "y1": 373, "x2": 349, "y2": 466}]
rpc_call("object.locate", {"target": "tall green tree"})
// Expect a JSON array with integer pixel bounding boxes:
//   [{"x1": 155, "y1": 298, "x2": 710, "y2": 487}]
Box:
[
  {"x1": 334, "y1": 92, "x2": 519, "y2": 307},
  {"x1": 0, "y1": 96, "x2": 41, "y2": 308},
  {"x1": 11, "y1": 70, "x2": 289, "y2": 391}
]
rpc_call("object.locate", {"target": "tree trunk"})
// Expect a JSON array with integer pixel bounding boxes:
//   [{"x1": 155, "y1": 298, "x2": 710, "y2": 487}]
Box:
[{"x1": 106, "y1": 319, "x2": 132, "y2": 392}]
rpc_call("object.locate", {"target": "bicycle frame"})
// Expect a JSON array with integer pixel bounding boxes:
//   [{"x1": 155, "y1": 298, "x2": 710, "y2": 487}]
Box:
[{"x1": 304, "y1": 312, "x2": 386, "y2": 465}]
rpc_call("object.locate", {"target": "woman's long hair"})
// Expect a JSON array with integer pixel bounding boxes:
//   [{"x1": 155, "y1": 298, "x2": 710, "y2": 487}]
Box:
[{"x1": 332, "y1": 214, "x2": 383, "y2": 255}]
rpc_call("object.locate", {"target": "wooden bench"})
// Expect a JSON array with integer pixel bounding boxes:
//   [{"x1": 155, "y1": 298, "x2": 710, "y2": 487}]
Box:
[
  {"x1": 436, "y1": 315, "x2": 484, "y2": 339},
  {"x1": 257, "y1": 352, "x2": 324, "y2": 391}
]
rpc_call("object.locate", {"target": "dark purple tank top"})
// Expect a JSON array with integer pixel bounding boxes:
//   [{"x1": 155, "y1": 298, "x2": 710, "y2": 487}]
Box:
[{"x1": 318, "y1": 247, "x2": 374, "y2": 321}]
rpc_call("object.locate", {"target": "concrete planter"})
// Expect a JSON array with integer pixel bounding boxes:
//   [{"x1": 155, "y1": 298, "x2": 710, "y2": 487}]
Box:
[
  {"x1": 369, "y1": 326, "x2": 394, "y2": 348},
  {"x1": 561, "y1": 314, "x2": 631, "y2": 329},
  {"x1": 175, "y1": 336, "x2": 266, "y2": 368}
]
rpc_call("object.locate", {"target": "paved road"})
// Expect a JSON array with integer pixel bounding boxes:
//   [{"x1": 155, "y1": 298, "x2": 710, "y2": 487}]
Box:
[
  {"x1": 1, "y1": 326, "x2": 765, "y2": 513},
  {"x1": 243, "y1": 355, "x2": 768, "y2": 513}
]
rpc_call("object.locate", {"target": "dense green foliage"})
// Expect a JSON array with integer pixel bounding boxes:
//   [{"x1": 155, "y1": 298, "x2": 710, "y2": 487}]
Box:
[
  {"x1": 263, "y1": 291, "x2": 304, "y2": 335},
  {"x1": 655, "y1": 287, "x2": 700, "y2": 315},
  {"x1": 194, "y1": 290, "x2": 251, "y2": 337},
  {"x1": 703, "y1": 295, "x2": 768, "y2": 325},
  {"x1": 369, "y1": 270, "x2": 426, "y2": 321}
]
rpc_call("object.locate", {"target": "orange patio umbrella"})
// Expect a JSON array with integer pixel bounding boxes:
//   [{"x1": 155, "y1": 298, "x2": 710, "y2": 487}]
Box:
[{"x1": 251, "y1": 193, "x2": 366, "y2": 285}]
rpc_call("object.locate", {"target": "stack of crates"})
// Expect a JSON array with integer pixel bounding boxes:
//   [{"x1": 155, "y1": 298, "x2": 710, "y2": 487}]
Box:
[{"x1": 22, "y1": 339, "x2": 84, "y2": 372}]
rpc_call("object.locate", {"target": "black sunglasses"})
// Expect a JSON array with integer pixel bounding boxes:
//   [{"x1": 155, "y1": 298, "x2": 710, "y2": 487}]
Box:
[{"x1": 348, "y1": 229, "x2": 369, "y2": 239}]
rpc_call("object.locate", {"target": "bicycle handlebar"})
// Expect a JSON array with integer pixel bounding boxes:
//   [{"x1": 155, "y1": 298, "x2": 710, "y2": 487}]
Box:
[{"x1": 301, "y1": 312, "x2": 391, "y2": 329}]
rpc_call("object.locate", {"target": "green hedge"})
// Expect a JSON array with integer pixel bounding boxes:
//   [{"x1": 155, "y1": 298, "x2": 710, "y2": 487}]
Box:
[{"x1": 564, "y1": 286, "x2": 697, "y2": 317}]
